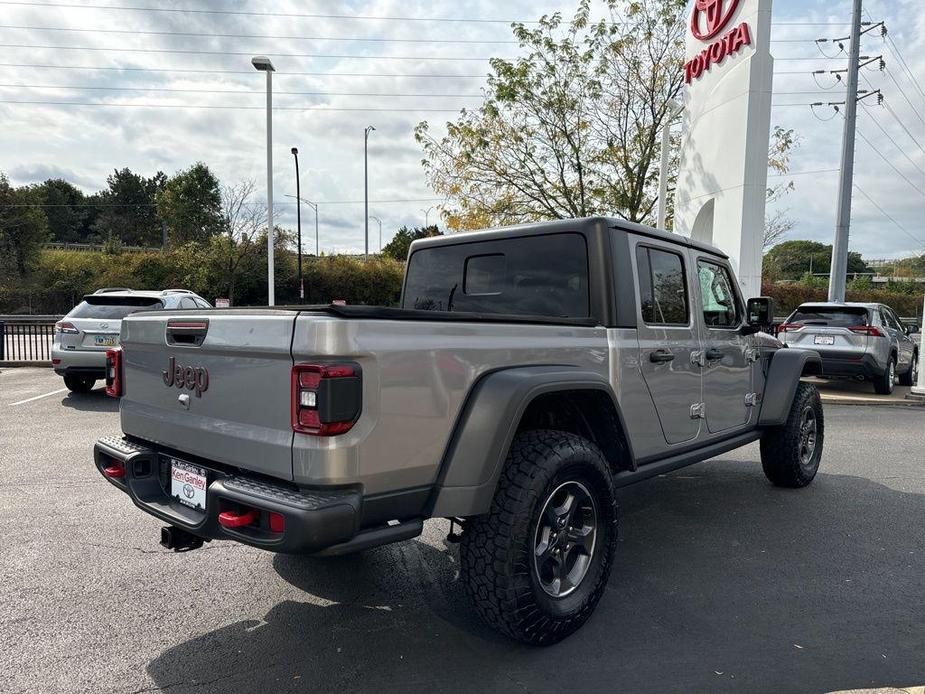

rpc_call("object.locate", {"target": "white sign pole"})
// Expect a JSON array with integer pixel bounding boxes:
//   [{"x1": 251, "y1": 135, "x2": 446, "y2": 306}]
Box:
[{"x1": 913, "y1": 295, "x2": 925, "y2": 396}]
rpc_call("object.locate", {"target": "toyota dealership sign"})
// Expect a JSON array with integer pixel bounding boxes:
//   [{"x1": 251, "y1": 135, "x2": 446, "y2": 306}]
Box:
[{"x1": 684, "y1": 0, "x2": 753, "y2": 84}]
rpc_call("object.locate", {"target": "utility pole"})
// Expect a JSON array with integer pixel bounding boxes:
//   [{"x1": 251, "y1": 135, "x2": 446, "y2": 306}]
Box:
[
  {"x1": 291, "y1": 147, "x2": 303, "y2": 301},
  {"x1": 364, "y1": 125, "x2": 375, "y2": 259},
  {"x1": 828, "y1": 0, "x2": 863, "y2": 303}
]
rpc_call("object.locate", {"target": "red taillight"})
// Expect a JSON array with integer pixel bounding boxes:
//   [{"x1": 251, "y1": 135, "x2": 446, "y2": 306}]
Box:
[
  {"x1": 105, "y1": 347, "x2": 123, "y2": 397},
  {"x1": 218, "y1": 508, "x2": 259, "y2": 528},
  {"x1": 54, "y1": 321, "x2": 78, "y2": 334},
  {"x1": 269, "y1": 511, "x2": 285, "y2": 533},
  {"x1": 777, "y1": 323, "x2": 803, "y2": 334},
  {"x1": 103, "y1": 461, "x2": 125, "y2": 479},
  {"x1": 291, "y1": 363, "x2": 361, "y2": 436},
  {"x1": 849, "y1": 325, "x2": 884, "y2": 337}
]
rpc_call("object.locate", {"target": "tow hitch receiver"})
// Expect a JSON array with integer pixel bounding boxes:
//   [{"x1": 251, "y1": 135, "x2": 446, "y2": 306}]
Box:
[{"x1": 160, "y1": 525, "x2": 207, "y2": 552}]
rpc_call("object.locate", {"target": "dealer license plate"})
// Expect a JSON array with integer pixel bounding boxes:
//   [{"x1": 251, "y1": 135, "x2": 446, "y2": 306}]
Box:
[
  {"x1": 814, "y1": 336, "x2": 835, "y2": 345},
  {"x1": 94, "y1": 335, "x2": 118, "y2": 347},
  {"x1": 170, "y1": 459, "x2": 208, "y2": 510}
]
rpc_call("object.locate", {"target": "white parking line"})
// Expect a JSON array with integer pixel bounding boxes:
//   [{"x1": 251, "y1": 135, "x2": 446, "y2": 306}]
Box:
[{"x1": 8, "y1": 388, "x2": 68, "y2": 406}]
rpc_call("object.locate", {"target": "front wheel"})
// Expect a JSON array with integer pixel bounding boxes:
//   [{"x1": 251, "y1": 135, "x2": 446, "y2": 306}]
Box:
[
  {"x1": 63, "y1": 375, "x2": 95, "y2": 393},
  {"x1": 898, "y1": 352, "x2": 918, "y2": 387},
  {"x1": 760, "y1": 382, "x2": 824, "y2": 488},
  {"x1": 458, "y1": 430, "x2": 617, "y2": 646},
  {"x1": 873, "y1": 357, "x2": 896, "y2": 395}
]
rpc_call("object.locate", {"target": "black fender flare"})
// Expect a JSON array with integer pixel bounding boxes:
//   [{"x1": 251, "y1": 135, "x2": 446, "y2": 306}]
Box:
[
  {"x1": 427, "y1": 366, "x2": 631, "y2": 518},
  {"x1": 758, "y1": 348, "x2": 822, "y2": 427}
]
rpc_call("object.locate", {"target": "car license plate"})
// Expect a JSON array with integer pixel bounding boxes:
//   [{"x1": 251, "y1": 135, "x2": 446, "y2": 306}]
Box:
[
  {"x1": 94, "y1": 335, "x2": 118, "y2": 347},
  {"x1": 170, "y1": 459, "x2": 208, "y2": 510},
  {"x1": 814, "y1": 336, "x2": 835, "y2": 345}
]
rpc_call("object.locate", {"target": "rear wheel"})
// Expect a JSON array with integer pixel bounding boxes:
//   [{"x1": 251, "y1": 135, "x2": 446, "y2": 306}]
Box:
[
  {"x1": 458, "y1": 430, "x2": 617, "y2": 646},
  {"x1": 760, "y1": 383, "x2": 824, "y2": 488},
  {"x1": 898, "y1": 352, "x2": 918, "y2": 387},
  {"x1": 63, "y1": 375, "x2": 95, "y2": 393},
  {"x1": 873, "y1": 357, "x2": 896, "y2": 395}
]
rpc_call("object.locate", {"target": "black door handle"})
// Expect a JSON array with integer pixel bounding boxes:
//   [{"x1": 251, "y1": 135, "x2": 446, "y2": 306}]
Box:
[
  {"x1": 649, "y1": 349, "x2": 676, "y2": 364},
  {"x1": 705, "y1": 348, "x2": 724, "y2": 361}
]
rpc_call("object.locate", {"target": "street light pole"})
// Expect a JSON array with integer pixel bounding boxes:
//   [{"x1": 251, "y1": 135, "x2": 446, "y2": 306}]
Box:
[
  {"x1": 252, "y1": 55, "x2": 276, "y2": 306},
  {"x1": 421, "y1": 206, "x2": 435, "y2": 228},
  {"x1": 370, "y1": 216, "x2": 382, "y2": 252},
  {"x1": 657, "y1": 99, "x2": 683, "y2": 230},
  {"x1": 291, "y1": 147, "x2": 303, "y2": 300},
  {"x1": 364, "y1": 125, "x2": 375, "y2": 259},
  {"x1": 284, "y1": 194, "x2": 319, "y2": 256}
]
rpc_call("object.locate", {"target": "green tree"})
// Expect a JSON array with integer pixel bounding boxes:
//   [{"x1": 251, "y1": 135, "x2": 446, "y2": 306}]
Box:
[
  {"x1": 0, "y1": 174, "x2": 49, "y2": 281},
  {"x1": 764, "y1": 240, "x2": 868, "y2": 281},
  {"x1": 37, "y1": 179, "x2": 96, "y2": 243},
  {"x1": 93, "y1": 168, "x2": 165, "y2": 246},
  {"x1": 416, "y1": 0, "x2": 688, "y2": 230},
  {"x1": 156, "y1": 162, "x2": 224, "y2": 245},
  {"x1": 381, "y1": 225, "x2": 443, "y2": 261}
]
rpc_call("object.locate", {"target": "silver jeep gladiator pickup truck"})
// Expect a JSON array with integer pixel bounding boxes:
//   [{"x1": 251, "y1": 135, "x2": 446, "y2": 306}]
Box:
[{"x1": 94, "y1": 218, "x2": 823, "y2": 645}]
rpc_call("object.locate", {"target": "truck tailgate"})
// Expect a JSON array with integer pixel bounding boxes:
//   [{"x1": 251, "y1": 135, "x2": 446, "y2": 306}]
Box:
[{"x1": 119, "y1": 311, "x2": 297, "y2": 481}]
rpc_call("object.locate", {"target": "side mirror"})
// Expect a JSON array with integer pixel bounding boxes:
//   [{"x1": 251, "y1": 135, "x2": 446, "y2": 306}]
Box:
[
  {"x1": 908, "y1": 325, "x2": 920, "y2": 336},
  {"x1": 745, "y1": 297, "x2": 775, "y2": 335}
]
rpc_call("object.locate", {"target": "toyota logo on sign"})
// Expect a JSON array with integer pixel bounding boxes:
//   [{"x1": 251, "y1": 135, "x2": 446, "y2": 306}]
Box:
[{"x1": 690, "y1": 0, "x2": 740, "y2": 41}]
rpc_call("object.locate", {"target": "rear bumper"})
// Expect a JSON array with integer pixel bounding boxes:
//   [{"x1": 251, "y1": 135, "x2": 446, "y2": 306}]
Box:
[
  {"x1": 52, "y1": 346, "x2": 108, "y2": 377},
  {"x1": 93, "y1": 436, "x2": 363, "y2": 554},
  {"x1": 818, "y1": 352, "x2": 884, "y2": 378}
]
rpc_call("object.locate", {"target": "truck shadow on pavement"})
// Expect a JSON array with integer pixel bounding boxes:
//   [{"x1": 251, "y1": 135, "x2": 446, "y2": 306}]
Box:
[
  {"x1": 146, "y1": 464, "x2": 925, "y2": 694},
  {"x1": 59, "y1": 389, "x2": 119, "y2": 412}
]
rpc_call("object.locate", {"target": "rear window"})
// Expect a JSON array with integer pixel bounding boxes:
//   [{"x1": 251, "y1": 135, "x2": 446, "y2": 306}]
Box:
[
  {"x1": 790, "y1": 306, "x2": 869, "y2": 327},
  {"x1": 68, "y1": 297, "x2": 164, "y2": 320},
  {"x1": 402, "y1": 233, "x2": 590, "y2": 318}
]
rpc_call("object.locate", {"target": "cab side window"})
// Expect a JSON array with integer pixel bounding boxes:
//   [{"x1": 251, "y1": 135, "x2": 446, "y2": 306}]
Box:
[
  {"x1": 698, "y1": 260, "x2": 740, "y2": 328},
  {"x1": 636, "y1": 246, "x2": 689, "y2": 326},
  {"x1": 179, "y1": 297, "x2": 198, "y2": 310}
]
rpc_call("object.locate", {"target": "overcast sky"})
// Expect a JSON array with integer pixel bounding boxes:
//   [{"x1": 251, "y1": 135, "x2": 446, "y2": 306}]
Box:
[{"x1": 1, "y1": 0, "x2": 923, "y2": 259}]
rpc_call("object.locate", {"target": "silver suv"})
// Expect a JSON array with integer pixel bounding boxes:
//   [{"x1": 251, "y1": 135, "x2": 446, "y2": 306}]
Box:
[
  {"x1": 779, "y1": 302, "x2": 919, "y2": 394},
  {"x1": 53, "y1": 288, "x2": 211, "y2": 392}
]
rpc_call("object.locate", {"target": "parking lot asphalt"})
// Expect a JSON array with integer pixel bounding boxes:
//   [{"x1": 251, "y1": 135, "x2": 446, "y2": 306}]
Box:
[{"x1": 2, "y1": 366, "x2": 924, "y2": 694}]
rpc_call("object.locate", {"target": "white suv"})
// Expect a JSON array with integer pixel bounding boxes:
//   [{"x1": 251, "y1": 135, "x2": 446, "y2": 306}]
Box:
[{"x1": 52, "y1": 288, "x2": 211, "y2": 392}]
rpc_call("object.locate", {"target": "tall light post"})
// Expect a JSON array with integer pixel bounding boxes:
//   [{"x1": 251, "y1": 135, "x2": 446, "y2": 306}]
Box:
[
  {"x1": 252, "y1": 55, "x2": 275, "y2": 306},
  {"x1": 290, "y1": 147, "x2": 303, "y2": 300},
  {"x1": 421, "y1": 206, "x2": 435, "y2": 228},
  {"x1": 364, "y1": 125, "x2": 375, "y2": 258},
  {"x1": 369, "y1": 215, "x2": 382, "y2": 252},
  {"x1": 284, "y1": 194, "x2": 319, "y2": 256},
  {"x1": 657, "y1": 99, "x2": 683, "y2": 230}
]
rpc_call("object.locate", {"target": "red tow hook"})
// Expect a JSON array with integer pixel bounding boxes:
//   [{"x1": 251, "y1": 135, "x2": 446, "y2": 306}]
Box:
[
  {"x1": 103, "y1": 462, "x2": 125, "y2": 479},
  {"x1": 218, "y1": 509, "x2": 259, "y2": 528}
]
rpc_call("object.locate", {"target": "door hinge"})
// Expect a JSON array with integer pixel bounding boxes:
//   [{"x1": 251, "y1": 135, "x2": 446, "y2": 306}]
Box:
[
  {"x1": 690, "y1": 402, "x2": 706, "y2": 419},
  {"x1": 746, "y1": 348, "x2": 761, "y2": 364},
  {"x1": 690, "y1": 350, "x2": 706, "y2": 368},
  {"x1": 745, "y1": 392, "x2": 759, "y2": 407}
]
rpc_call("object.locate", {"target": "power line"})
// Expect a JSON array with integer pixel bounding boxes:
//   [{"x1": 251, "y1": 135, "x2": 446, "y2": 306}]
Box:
[
  {"x1": 882, "y1": 66, "x2": 925, "y2": 129},
  {"x1": 854, "y1": 184, "x2": 925, "y2": 253},
  {"x1": 0, "y1": 99, "x2": 465, "y2": 112},
  {"x1": 0, "y1": 23, "x2": 519, "y2": 45},
  {"x1": 0, "y1": 62, "x2": 487, "y2": 79},
  {"x1": 0, "y1": 83, "x2": 484, "y2": 98},
  {"x1": 1, "y1": 197, "x2": 446, "y2": 207},
  {"x1": 0, "y1": 42, "x2": 504, "y2": 61},
  {"x1": 882, "y1": 32, "x2": 925, "y2": 109},
  {"x1": 856, "y1": 127, "x2": 925, "y2": 199},
  {"x1": 858, "y1": 104, "x2": 925, "y2": 178},
  {"x1": 0, "y1": 1, "x2": 534, "y2": 24}
]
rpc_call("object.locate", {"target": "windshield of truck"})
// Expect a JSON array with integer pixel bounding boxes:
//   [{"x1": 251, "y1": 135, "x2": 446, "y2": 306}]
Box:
[
  {"x1": 402, "y1": 233, "x2": 590, "y2": 318},
  {"x1": 789, "y1": 306, "x2": 869, "y2": 327},
  {"x1": 69, "y1": 297, "x2": 164, "y2": 320}
]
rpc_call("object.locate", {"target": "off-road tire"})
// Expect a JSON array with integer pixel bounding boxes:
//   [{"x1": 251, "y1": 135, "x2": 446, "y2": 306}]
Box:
[
  {"x1": 63, "y1": 375, "x2": 95, "y2": 393},
  {"x1": 458, "y1": 430, "x2": 617, "y2": 646},
  {"x1": 873, "y1": 357, "x2": 896, "y2": 395},
  {"x1": 760, "y1": 383, "x2": 824, "y2": 488},
  {"x1": 898, "y1": 351, "x2": 918, "y2": 387}
]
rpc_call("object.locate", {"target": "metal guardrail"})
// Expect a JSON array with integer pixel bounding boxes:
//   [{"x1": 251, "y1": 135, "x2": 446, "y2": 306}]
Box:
[
  {"x1": 43, "y1": 242, "x2": 163, "y2": 253},
  {"x1": 0, "y1": 321, "x2": 54, "y2": 361}
]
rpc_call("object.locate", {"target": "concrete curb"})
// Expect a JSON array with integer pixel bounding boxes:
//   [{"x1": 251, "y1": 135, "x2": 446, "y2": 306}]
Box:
[
  {"x1": 820, "y1": 394, "x2": 925, "y2": 408},
  {"x1": 0, "y1": 361, "x2": 52, "y2": 368},
  {"x1": 829, "y1": 688, "x2": 925, "y2": 694}
]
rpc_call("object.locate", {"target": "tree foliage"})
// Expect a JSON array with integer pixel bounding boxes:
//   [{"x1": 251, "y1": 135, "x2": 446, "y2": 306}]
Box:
[
  {"x1": 0, "y1": 174, "x2": 49, "y2": 282},
  {"x1": 156, "y1": 162, "x2": 224, "y2": 245},
  {"x1": 93, "y1": 168, "x2": 165, "y2": 247},
  {"x1": 381, "y1": 225, "x2": 443, "y2": 261},
  {"x1": 416, "y1": 0, "x2": 688, "y2": 230},
  {"x1": 763, "y1": 240, "x2": 869, "y2": 281},
  {"x1": 36, "y1": 179, "x2": 97, "y2": 243}
]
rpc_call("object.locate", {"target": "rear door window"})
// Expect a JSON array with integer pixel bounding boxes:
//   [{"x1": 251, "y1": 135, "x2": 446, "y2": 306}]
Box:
[
  {"x1": 790, "y1": 306, "x2": 869, "y2": 328},
  {"x1": 69, "y1": 298, "x2": 164, "y2": 320},
  {"x1": 403, "y1": 233, "x2": 590, "y2": 318}
]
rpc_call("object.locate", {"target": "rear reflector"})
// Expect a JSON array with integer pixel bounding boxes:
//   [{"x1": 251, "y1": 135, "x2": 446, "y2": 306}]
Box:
[
  {"x1": 269, "y1": 512, "x2": 285, "y2": 533},
  {"x1": 218, "y1": 509, "x2": 259, "y2": 528}
]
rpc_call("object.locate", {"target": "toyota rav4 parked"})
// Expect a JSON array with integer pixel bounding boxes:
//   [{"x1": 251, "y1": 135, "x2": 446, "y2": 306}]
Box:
[
  {"x1": 53, "y1": 288, "x2": 211, "y2": 392},
  {"x1": 779, "y1": 302, "x2": 919, "y2": 395},
  {"x1": 94, "y1": 219, "x2": 824, "y2": 645}
]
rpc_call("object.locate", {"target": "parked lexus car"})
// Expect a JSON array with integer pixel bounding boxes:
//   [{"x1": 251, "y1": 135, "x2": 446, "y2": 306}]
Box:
[
  {"x1": 778, "y1": 302, "x2": 919, "y2": 394},
  {"x1": 52, "y1": 288, "x2": 211, "y2": 393}
]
